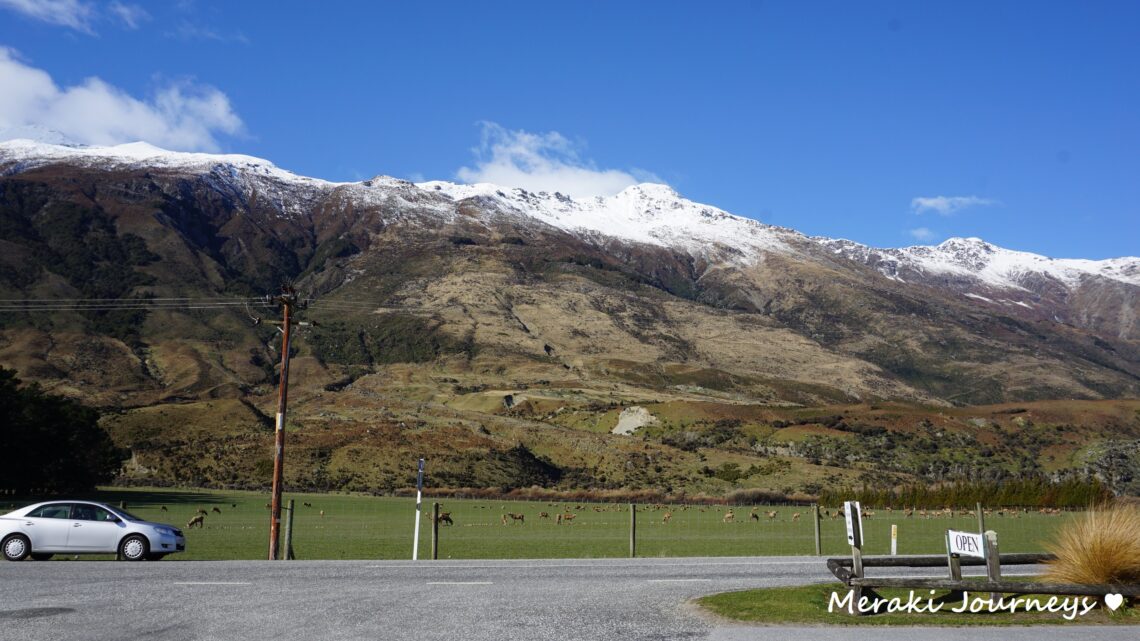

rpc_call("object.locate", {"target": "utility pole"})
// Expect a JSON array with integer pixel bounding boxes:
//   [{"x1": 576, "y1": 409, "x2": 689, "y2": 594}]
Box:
[{"x1": 265, "y1": 286, "x2": 307, "y2": 561}]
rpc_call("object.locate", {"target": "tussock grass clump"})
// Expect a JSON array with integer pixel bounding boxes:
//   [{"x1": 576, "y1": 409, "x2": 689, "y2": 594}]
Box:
[{"x1": 1043, "y1": 503, "x2": 1140, "y2": 585}]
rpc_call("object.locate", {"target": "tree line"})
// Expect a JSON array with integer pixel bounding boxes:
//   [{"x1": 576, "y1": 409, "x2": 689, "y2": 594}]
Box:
[
  {"x1": 0, "y1": 367, "x2": 124, "y2": 495},
  {"x1": 819, "y1": 476, "x2": 1113, "y2": 509}
]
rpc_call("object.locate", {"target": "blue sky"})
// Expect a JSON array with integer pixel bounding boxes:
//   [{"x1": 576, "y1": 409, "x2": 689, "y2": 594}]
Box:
[{"x1": 1, "y1": 1, "x2": 1137, "y2": 259}]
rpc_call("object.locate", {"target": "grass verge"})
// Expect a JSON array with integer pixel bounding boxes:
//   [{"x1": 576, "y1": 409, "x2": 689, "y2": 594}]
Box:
[{"x1": 697, "y1": 583, "x2": 1139, "y2": 626}]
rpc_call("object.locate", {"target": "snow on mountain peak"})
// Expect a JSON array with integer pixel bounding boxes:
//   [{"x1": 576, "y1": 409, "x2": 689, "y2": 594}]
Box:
[
  {"x1": 619, "y1": 182, "x2": 680, "y2": 199},
  {"x1": 416, "y1": 179, "x2": 791, "y2": 261},
  {"x1": 822, "y1": 235, "x2": 1140, "y2": 289},
  {"x1": 2, "y1": 139, "x2": 1135, "y2": 287}
]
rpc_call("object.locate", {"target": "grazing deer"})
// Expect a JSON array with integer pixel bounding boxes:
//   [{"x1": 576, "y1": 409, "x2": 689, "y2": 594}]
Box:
[
  {"x1": 436, "y1": 512, "x2": 453, "y2": 526},
  {"x1": 539, "y1": 512, "x2": 550, "y2": 519},
  {"x1": 303, "y1": 502, "x2": 312, "y2": 508},
  {"x1": 160, "y1": 505, "x2": 168, "y2": 512},
  {"x1": 767, "y1": 510, "x2": 778, "y2": 521},
  {"x1": 792, "y1": 512, "x2": 801, "y2": 521},
  {"x1": 662, "y1": 512, "x2": 672, "y2": 524},
  {"x1": 211, "y1": 507, "x2": 222, "y2": 514},
  {"x1": 186, "y1": 515, "x2": 205, "y2": 529},
  {"x1": 319, "y1": 510, "x2": 325, "y2": 518},
  {"x1": 557, "y1": 513, "x2": 576, "y2": 524},
  {"x1": 195, "y1": 508, "x2": 208, "y2": 517},
  {"x1": 723, "y1": 511, "x2": 735, "y2": 523},
  {"x1": 749, "y1": 512, "x2": 759, "y2": 522}
]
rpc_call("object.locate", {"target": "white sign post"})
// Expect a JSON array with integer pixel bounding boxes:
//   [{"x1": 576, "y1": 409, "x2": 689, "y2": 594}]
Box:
[
  {"x1": 412, "y1": 458, "x2": 425, "y2": 560},
  {"x1": 844, "y1": 500, "x2": 863, "y2": 581},
  {"x1": 844, "y1": 501, "x2": 862, "y2": 548},
  {"x1": 890, "y1": 524, "x2": 898, "y2": 556}
]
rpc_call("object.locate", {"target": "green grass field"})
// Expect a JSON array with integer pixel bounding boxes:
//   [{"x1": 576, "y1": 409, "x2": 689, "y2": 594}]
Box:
[{"x1": 3, "y1": 487, "x2": 1078, "y2": 561}]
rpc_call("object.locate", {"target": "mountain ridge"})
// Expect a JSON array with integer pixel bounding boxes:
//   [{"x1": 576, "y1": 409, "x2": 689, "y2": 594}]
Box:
[{"x1": 3, "y1": 138, "x2": 1136, "y2": 281}]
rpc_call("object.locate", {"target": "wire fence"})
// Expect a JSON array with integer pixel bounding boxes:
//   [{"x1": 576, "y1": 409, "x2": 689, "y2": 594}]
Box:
[{"x1": 4, "y1": 488, "x2": 1079, "y2": 560}]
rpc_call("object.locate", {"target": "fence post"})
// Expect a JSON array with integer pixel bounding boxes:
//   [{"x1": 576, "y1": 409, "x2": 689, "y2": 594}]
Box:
[
  {"x1": 984, "y1": 530, "x2": 1001, "y2": 602},
  {"x1": 976, "y1": 502, "x2": 985, "y2": 534},
  {"x1": 283, "y1": 499, "x2": 295, "y2": 560},
  {"x1": 629, "y1": 503, "x2": 637, "y2": 558},
  {"x1": 945, "y1": 531, "x2": 962, "y2": 580},
  {"x1": 431, "y1": 502, "x2": 439, "y2": 561},
  {"x1": 813, "y1": 504, "x2": 821, "y2": 556}
]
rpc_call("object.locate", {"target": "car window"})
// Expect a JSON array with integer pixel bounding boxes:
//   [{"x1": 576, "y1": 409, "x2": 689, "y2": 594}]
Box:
[
  {"x1": 91, "y1": 506, "x2": 117, "y2": 522},
  {"x1": 71, "y1": 504, "x2": 97, "y2": 521},
  {"x1": 27, "y1": 504, "x2": 72, "y2": 519}
]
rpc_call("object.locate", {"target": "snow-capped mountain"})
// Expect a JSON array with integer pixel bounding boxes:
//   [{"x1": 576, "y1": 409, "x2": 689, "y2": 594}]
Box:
[
  {"x1": 417, "y1": 181, "x2": 797, "y2": 263},
  {"x1": 4, "y1": 138, "x2": 1135, "y2": 291},
  {"x1": 1, "y1": 137, "x2": 1138, "y2": 406},
  {"x1": 819, "y1": 236, "x2": 1140, "y2": 290}
]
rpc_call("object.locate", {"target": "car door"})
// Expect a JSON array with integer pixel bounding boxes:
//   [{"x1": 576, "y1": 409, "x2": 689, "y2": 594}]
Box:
[
  {"x1": 66, "y1": 504, "x2": 124, "y2": 552},
  {"x1": 23, "y1": 503, "x2": 74, "y2": 551}
]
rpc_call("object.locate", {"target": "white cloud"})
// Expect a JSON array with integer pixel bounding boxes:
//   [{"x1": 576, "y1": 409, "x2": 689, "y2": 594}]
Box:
[
  {"x1": 0, "y1": 0, "x2": 94, "y2": 32},
  {"x1": 908, "y1": 227, "x2": 936, "y2": 242},
  {"x1": 456, "y1": 122, "x2": 660, "y2": 198},
  {"x1": 167, "y1": 21, "x2": 250, "y2": 44},
  {"x1": 0, "y1": 48, "x2": 243, "y2": 151},
  {"x1": 108, "y1": 1, "x2": 147, "y2": 29},
  {"x1": 911, "y1": 195, "x2": 999, "y2": 215}
]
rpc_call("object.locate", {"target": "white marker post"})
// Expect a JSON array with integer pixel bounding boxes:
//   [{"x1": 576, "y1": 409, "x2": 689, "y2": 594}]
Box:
[
  {"x1": 891, "y1": 524, "x2": 898, "y2": 556},
  {"x1": 844, "y1": 502, "x2": 863, "y2": 573},
  {"x1": 412, "y1": 458, "x2": 425, "y2": 560}
]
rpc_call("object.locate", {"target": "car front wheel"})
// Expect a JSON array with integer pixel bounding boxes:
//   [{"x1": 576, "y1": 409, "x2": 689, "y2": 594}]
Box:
[
  {"x1": 119, "y1": 535, "x2": 149, "y2": 561},
  {"x1": 2, "y1": 534, "x2": 31, "y2": 561}
]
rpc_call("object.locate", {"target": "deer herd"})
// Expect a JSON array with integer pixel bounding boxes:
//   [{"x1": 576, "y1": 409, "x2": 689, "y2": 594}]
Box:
[
  {"x1": 168, "y1": 500, "x2": 1052, "y2": 533},
  {"x1": 423, "y1": 503, "x2": 819, "y2": 527},
  {"x1": 434, "y1": 503, "x2": 1050, "y2": 527}
]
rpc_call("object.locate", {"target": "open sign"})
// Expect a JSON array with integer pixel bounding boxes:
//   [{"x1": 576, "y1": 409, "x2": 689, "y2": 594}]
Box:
[{"x1": 946, "y1": 529, "x2": 986, "y2": 558}]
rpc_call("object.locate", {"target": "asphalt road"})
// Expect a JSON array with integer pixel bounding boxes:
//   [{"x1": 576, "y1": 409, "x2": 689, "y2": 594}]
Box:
[{"x1": 0, "y1": 557, "x2": 1133, "y2": 641}]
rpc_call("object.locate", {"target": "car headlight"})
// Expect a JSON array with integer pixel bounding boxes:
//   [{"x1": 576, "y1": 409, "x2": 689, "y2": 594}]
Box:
[{"x1": 153, "y1": 526, "x2": 175, "y2": 536}]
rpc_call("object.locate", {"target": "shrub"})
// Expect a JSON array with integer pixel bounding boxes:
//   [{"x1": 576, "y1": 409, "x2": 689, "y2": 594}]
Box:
[{"x1": 1043, "y1": 503, "x2": 1140, "y2": 586}]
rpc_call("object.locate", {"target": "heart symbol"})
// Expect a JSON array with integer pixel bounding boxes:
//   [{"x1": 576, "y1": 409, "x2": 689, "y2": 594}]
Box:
[{"x1": 1104, "y1": 594, "x2": 1123, "y2": 611}]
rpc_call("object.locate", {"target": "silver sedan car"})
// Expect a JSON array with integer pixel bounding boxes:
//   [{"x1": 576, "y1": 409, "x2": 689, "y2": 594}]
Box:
[{"x1": 1, "y1": 501, "x2": 186, "y2": 561}]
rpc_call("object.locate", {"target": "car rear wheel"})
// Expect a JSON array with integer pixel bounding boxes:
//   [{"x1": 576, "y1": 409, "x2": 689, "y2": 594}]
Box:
[
  {"x1": 119, "y1": 535, "x2": 149, "y2": 561},
  {"x1": 2, "y1": 535, "x2": 30, "y2": 561},
  {"x1": 30, "y1": 553, "x2": 54, "y2": 561}
]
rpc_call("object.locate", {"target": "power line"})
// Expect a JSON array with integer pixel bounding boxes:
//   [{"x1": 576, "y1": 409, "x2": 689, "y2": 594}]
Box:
[{"x1": 0, "y1": 297, "x2": 272, "y2": 313}]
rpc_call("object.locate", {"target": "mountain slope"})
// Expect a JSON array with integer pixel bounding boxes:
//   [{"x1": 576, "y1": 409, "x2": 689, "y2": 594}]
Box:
[
  {"x1": 1, "y1": 138, "x2": 1137, "y2": 405},
  {"x1": 1, "y1": 139, "x2": 1138, "y2": 495}
]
